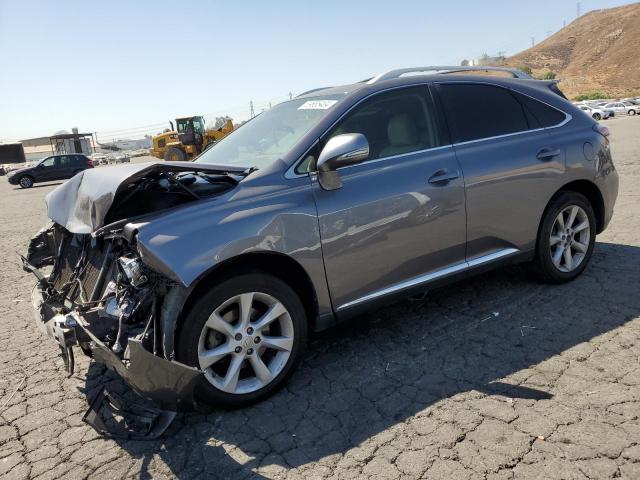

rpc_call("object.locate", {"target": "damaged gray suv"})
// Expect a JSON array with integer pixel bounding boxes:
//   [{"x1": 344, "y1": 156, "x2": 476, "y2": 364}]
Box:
[{"x1": 26, "y1": 66, "x2": 618, "y2": 418}]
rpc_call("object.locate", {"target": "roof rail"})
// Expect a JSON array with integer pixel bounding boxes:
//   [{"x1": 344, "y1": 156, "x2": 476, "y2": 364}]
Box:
[{"x1": 367, "y1": 66, "x2": 533, "y2": 84}]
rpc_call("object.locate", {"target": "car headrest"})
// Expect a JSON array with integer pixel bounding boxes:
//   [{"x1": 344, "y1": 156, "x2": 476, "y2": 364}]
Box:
[{"x1": 387, "y1": 114, "x2": 418, "y2": 146}]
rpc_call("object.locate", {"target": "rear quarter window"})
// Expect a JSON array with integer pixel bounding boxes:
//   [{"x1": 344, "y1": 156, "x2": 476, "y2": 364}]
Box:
[{"x1": 512, "y1": 92, "x2": 567, "y2": 128}]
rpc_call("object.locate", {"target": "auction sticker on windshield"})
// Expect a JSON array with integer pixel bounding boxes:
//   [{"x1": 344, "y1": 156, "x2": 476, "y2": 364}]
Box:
[{"x1": 298, "y1": 100, "x2": 338, "y2": 110}]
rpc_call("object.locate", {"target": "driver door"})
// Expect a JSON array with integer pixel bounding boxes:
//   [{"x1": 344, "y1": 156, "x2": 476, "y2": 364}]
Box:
[
  {"x1": 311, "y1": 86, "x2": 467, "y2": 312},
  {"x1": 37, "y1": 156, "x2": 58, "y2": 181}
]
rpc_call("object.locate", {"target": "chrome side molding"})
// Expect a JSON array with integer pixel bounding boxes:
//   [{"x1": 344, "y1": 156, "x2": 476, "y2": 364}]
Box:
[{"x1": 337, "y1": 247, "x2": 519, "y2": 311}]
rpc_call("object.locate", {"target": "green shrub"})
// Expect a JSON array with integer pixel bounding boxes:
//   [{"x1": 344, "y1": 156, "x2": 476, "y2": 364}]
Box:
[
  {"x1": 574, "y1": 91, "x2": 608, "y2": 101},
  {"x1": 516, "y1": 65, "x2": 533, "y2": 75},
  {"x1": 538, "y1": 71, "x2": 556, "y2": 80}
]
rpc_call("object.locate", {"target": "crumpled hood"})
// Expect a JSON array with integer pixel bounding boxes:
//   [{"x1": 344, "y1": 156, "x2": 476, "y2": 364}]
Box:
[{"x1": 45, "y1": 161, "x2": 249, "y2": 234}]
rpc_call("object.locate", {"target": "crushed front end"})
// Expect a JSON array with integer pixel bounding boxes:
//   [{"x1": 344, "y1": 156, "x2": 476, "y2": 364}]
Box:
[{"x1": 22, "y1": 162, "x2": 249, "y2": 437}]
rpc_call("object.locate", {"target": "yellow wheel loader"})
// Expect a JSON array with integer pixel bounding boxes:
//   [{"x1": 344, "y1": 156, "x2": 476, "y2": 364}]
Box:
[{"x1": 150, "y1": 116, "x2": 234, "y2": 161}]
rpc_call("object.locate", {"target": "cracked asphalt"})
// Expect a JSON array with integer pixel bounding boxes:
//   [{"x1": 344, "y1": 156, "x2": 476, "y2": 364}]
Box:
[{"x1": 1, "y1": 117, "x2": 639, "y2": 479}]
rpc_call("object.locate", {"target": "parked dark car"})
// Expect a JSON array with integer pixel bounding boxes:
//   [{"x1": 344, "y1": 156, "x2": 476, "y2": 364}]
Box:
[
  {"x1": 7, "y1": 154, "x2": 93, "y2": 188},
  {"x1": 25, "y1": 66, "x2": 618, "y2": 426}
]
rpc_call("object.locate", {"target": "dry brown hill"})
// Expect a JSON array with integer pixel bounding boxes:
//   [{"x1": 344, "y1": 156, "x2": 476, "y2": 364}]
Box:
[{"x1": 504, "y1": 2, "x2": 640, "y2": 99}]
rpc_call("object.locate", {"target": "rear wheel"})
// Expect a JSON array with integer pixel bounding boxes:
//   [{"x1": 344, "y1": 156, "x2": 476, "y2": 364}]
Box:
[
  {"x1": 629, "y1": 110, "x2": 636, "y2": 116},
  {"x1": 164, "y1": 147, "x2": 187, "y2": 162},
  {"x1": 592, "y1": 113, "x2": 601, "y2": 121},
  {"x1": 532, "y1": 192, "x2": 596, "y2": 283},
  {"x1": 176, "y1": 272, "x2": 307, "y2": 408},
  {"x1": 18, "y1": 176, "x2": 33, "y2": 188}
]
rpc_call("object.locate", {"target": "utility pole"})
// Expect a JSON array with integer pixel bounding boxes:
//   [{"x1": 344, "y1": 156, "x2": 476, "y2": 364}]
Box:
[
  {"x1": 563, "y1": 19, "x2": 566, "y2": 28},
  {"x1": 576, "y1": 1, "x2": 581, "y2": 18},
  {"x1": 289, "y1": 92, "x2": 293, "y2": 100},
  {"x1": 250, "y1": 101, "x2": 255, "y2": 119},
  {"x1": 531, "y1": 37, "x2": 535, "y2": 48}
]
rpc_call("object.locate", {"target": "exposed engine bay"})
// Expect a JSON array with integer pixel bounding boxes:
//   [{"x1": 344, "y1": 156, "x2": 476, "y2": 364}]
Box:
[{"x1": 24, "y1": 162, "x2": 250, "y2": 438}]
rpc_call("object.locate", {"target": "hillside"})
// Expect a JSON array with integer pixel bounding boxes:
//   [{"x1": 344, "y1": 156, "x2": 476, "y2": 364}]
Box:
[{"x1": 504, "y1": 2, "x2": 640, "y2": 99}]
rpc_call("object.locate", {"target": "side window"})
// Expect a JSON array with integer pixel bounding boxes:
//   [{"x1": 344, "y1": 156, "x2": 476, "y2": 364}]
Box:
[
  {"x1": 41, "y1": 157, "x2": 55, "y2": 167},
  {"x1": 512, "y1": 92, "x2": 567, "y2": 128},
  {"x1": 328, "y1": 87, "x2": 442, "y2": 161},
  {"x1": 59, "y1": 156, "x2": 71, "y2": 168},
  {"x1": 297, "y1": 87, "x2": 442, "y2": 174},
  {"x1": 438, "y1": 83, "x2": 529, "y2": 143}
]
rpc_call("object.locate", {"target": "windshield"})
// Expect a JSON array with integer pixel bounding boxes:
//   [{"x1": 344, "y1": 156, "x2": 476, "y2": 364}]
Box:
[{"x1": 196, "y1": 95, "x2": 345, "y2": 169}]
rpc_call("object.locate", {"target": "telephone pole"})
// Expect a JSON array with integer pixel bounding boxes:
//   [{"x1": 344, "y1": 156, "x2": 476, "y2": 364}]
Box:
[
  {"x1": 576, "y1": 1, "x2": 581, "y2": 18},
  {"x1": 531, "y1": 37, "x2": 535, "y2": 48},
  {"x1": 250, "y1": 101, "x2": 255, "y2": 118}
]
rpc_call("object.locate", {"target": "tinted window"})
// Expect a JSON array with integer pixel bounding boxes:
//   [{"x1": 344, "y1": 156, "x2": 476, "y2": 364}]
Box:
[
  {"x1": 59, "y1": 156, "x2": 72, "y2": 168},
  {"x1": 297, "y1": 87, "x2": 442, "y2": 174},
  {"x1": 40, "y1": 157, "x2": 55, "y2": 167},
  {"x1": 74, "y1": 155, "x2": 87, "y2": 165},
  {"x1": 514, "y1": 92, "x2": 567, "y2": 128},
  {"x1": 439, "y1": 84, "x2": 529, "y2": 143},
  {"x1": 329, "y1": 87, "x2": 441, "y2": 160}
]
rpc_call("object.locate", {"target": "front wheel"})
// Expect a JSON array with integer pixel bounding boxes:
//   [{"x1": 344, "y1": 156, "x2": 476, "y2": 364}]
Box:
[
  {"x1": 176, "y1": 272, "x2": 308, "y2": 408},
  {"x1": 532, "y1": 192, "x2": 596, "y2": 283},
  {"x1": 164, "y1": 146, "x2": 187, "y2": 162},
  {"x1": 629, "y1": 110, "x2": 636, "y2": 116},
  {"x1": 18, "y1": 176, "x2": 33, "y2": 188},
  {"x1": 592, "y1": 113, "x2": 601, "y2": 121}
]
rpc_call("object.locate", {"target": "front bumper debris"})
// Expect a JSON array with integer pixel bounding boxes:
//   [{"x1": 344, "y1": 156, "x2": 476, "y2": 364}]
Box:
[
  {"x1": 31, "y1": 283, "x2": 206, "y2": 438},
  {"x1": 83, "y1": 388, "x2": 177, "y2": 440}
]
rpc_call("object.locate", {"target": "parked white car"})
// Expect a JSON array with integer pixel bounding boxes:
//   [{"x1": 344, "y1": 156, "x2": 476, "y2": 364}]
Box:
[
  {"x1": 603, "y1": 102, "x2": 639, "y2": 116},
  {"x1": 577, "y1": 104, "x2": 610, "y2": 121}
]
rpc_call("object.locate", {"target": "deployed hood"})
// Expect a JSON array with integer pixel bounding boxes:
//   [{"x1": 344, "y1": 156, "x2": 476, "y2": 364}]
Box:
[{"x1": 45, "y1": 161, "x2": 249, "y2": 234}]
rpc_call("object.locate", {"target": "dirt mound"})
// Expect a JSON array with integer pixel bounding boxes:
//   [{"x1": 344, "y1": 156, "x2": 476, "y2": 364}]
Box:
[{"x1": 504, "y1": 2, "x2": 640, "y2": 99}]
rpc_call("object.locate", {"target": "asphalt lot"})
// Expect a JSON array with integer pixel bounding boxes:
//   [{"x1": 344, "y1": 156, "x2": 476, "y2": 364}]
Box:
[{"x1": 1, "y1": 116, "x2": 639, "y2": 479}]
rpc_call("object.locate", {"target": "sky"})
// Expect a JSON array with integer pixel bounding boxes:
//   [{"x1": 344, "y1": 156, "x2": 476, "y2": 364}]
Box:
[{"x1": 0, "y1": 0, "x2": 633, "y2": 141}]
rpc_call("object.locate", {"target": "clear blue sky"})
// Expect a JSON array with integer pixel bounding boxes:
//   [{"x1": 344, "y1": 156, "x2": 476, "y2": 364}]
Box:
[{"x1": 0, "y1": 0, "x2": 632, "y2": 141}]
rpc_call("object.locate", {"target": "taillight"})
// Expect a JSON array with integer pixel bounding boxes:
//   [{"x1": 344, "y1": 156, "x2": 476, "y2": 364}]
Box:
[
  {"x1": 87, "y1": 158, "x2": 94, "y2": 167},
  {"x1": 593, "y1": 124, "x2": 610, "y2": 138}
]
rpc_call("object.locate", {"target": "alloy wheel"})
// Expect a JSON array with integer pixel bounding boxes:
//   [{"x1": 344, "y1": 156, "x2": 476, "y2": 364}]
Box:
[
  {"x1": 549, "y1": 205, "x2": 591, "y2": 273},
  {"x1": 197, "y1": 292, "x2": 294, "y2": 394}
]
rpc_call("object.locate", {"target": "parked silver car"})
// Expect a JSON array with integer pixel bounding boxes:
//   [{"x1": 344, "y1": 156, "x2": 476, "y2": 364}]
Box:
[
  {"x1": 25, "y1": 66, "x2": 618, "y2": 424},
  {"x1": 577, "y1": 104, "x2": 610, "y2": 120},
  {"x1": 603, "y1": 101, "x2": 639, "y2": 116}
]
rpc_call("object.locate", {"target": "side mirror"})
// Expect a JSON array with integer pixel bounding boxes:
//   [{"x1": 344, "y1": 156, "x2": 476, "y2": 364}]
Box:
[{"x1": 316, "y1": 133, "x2": 369, "y2": 190}]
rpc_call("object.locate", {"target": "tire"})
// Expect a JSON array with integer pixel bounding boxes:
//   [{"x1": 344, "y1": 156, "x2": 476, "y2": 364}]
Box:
[
  {"x1": 628, "y1": 110, "x2": 636, "y2": 116},
  {"x1": 176, "y1": 272, "x2": 308, "y2": 408},
  {"x1": 18, "y1": 176, "x2": 34, "y2": 188},
  {"x1": 532, "y1": 191, "x2": 596, "y2": 283},
  {"x1": 164, "y1": 147, "x2": 187, "y2": 162},
  {"x1": 592, "y1": 113, "x2": 601, "y2": 121}
]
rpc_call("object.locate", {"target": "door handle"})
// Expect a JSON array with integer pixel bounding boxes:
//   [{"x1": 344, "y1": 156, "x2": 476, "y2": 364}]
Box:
[
  {"x1": 536, "y1": 148, "x2": 561, "y2": 161},
  {"x1": 428, "y1": 169, "x2": 459, "y2": 185}
]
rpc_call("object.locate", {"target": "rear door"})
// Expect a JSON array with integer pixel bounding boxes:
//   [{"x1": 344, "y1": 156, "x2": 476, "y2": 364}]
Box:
[
  {"x1": 311, "y1": 86, "x2": 467, "y2": 311},
  {"x1": 54, "y1": 155, "x2": 74, "y2": 179},
  {"x1": 436, "y1": 82, "x2": 568, "y2": 261}
]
